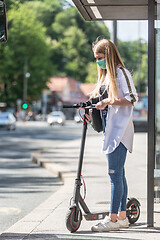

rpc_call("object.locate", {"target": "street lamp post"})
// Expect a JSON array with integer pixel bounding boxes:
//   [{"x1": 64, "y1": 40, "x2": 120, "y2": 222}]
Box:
[{"x1": 23, "y1": 60, "x2": 30, "y2": 101}]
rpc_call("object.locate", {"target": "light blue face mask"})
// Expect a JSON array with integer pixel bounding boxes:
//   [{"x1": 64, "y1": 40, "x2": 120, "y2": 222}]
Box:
[{"x1": 96, "y1": 58, "x2": 106, "y2": 69}]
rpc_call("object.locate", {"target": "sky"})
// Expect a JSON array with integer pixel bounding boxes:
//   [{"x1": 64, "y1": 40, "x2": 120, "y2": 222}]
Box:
[{"x1": 105, "y1": 20, "x2": 148, "y2": 42}]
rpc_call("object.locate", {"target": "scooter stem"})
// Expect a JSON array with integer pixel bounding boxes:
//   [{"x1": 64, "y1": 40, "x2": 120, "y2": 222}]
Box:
[
  {"x1": 77, "y1": 108, "x2": 89, "y2": 179},
  {"x1": 72, "y1": 108, "x2": 89, "y2": 206}
]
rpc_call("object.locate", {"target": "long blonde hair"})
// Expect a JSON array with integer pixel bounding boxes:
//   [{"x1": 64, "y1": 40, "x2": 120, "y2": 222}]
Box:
[{"x1": 91, "y1": 39, "x2": 125, "y2": 101}]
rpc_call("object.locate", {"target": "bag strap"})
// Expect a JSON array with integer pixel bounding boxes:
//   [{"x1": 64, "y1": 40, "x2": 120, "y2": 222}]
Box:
[{"x1": 120, "y1": 67, "x2": 136, "y2": 104}]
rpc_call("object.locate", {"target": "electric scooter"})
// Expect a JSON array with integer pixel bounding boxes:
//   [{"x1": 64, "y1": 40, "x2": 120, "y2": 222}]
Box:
[{"x1": 63, "y1": 102, "x2": 140, "y2": 233}]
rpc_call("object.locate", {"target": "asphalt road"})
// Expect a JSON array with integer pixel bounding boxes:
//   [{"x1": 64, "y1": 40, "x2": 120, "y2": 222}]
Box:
[{"x1": 0, "y1": 120, "x2": 83, "y2": 233}]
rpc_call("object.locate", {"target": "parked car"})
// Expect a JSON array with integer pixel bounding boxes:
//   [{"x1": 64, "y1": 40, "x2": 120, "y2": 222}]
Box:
[
  {"x1": 133, "y1": 100, "x2": 147, "y2": 132},
  {"x1": 47, "y1": 111, "x2": 66, "y2": 126},
  {"x1": 74, "y1": 109, "x2": 84, "y2": 123},
  {"x1": 0, "y1": 112, "x2": 16, "y2": 130},
  {"x1": 74, "y1": 113, "x2": 81, "y2": 123}
]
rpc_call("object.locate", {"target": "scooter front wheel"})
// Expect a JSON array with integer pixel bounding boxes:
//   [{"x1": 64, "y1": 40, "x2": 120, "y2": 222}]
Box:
[
  {"x1": 127, "y1": 198, "x2": 140, "y2": 224},
  {"x1": 66, "y1": 207, "x2": 82, "y2": 233}
]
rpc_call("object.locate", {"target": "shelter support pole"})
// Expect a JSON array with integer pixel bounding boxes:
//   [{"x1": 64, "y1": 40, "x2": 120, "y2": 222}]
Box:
[
  {"x1": 147, "y1": 0, "x2": 156, "y2": 228},
  {"x1": 112, "y1": 20, "x2": 117, "y2": 46}
]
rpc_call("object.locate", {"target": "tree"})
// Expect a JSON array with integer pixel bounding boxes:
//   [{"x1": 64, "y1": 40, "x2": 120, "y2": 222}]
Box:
[
  {"x1": 51, "y1": 7, "x2": 110, "y2": 81},
  {"x1": 56, "y1": 26, "x2": 91, "y2": 82},
  {"x1": 85, "y1": 62, "x2": 98, "y2": 84},
  {"x1": 133, "y1": 53, "x2": 148, "y2": 92},
  {"x1": 118, "y1": 39, "x2": 148, "y2": 93},
  {"x1": 0, "y1": 4, "x2": 52, "y2": 105},
  {"x1": 23, "y1": 0, "x2": 64, "y2": 38},
  {"x1": 52, "y1": 7, "x2": 110, "y2": 46},
  {"x1": 16, "y1": 2, "x2": 110, "y2": 82}
]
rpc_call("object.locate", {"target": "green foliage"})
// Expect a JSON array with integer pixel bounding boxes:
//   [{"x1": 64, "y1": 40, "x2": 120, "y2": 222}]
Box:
[
  {"x1": 133, "y1": 53, "x2": 148, "y2": 92},
  {"x1": 118, "y1": 39, "x2": 148, "y2": 93},
  {"x1": 51, "y1": 7, "x2": 110, "y2": 44},
  {"x1": 86, "y1": 62, "x2": 98, "y2": 84},
  {"x1": 0, "y1": 4, "x2": 52, "y2": 104},
  {"x1": 23, "y1": 0, "x2": 63, "y2": 37},
  {"x1": 51, "y1": 7, "x2": 110, "y2": 81},
  {"x1": 58, "y1": 26, "x2": 92, "y2": 81}
]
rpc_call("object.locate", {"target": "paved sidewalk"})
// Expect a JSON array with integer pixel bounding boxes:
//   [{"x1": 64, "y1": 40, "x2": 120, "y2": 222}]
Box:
[{"x1": 1, "y1": 131, "x2": 160, "y2": 239}]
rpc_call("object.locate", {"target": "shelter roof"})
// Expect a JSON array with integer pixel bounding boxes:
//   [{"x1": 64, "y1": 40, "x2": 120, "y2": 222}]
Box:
[{"x1": 72, "y1": 0, "x2": 149, "y2": 20}]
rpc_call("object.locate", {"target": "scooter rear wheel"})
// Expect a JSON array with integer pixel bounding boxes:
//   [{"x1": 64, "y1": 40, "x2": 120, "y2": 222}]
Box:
[
  {"x1": 66, "y1": 208, "x2": 82, "y2": 233},
  {"x1": 127, "y1": 198, "x2": 140, "y2": 224}
]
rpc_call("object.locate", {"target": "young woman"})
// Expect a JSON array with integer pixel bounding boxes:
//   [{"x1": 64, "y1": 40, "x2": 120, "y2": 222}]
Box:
[{"x1": 85, "y1": 39, "x2": 138, "y2": 232}]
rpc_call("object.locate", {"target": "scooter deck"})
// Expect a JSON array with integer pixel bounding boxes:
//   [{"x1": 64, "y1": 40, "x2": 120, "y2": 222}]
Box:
[{"x1": 83, "y1": 211, "x2": 109, "y2": 221}]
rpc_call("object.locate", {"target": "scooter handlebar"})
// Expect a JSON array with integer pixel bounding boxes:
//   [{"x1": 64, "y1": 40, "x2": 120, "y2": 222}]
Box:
[
  {"x1": 63, "y1": 102, "x2": 97, "y2": 109},
  {"x1": 63, "y1": 104, "x2": 81, "y2": 109}
]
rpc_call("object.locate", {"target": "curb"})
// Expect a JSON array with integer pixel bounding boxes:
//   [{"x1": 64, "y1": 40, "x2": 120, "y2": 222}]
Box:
[{"x1": 31, "y1": 151, "x2": 75, "y2": 185}]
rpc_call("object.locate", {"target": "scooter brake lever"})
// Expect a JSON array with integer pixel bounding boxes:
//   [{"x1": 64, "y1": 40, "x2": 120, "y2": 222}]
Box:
[
  {"x1": 79, "y1": 102, "x2": 87, "y2": 108},
  {"x1": 85, "y1": 104, "x2": 97, "y2": 109}
]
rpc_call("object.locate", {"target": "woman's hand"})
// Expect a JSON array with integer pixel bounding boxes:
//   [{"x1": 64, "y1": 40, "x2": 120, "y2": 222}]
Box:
[
  {"x1": 96, "y1": 97, "x2": 133, "y2": 109},
  {"x1": 96, "y1": 98, "x2": 110, "y2": 110},
  {"x1": 84, "y1": 110, "x2": 92, "y2": 124}
]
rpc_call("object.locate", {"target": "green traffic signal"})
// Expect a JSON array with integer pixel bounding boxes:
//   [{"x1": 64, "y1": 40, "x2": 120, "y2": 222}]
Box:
[{"x1": 22, "y1": 103, "x2": 28, "y2": 110}]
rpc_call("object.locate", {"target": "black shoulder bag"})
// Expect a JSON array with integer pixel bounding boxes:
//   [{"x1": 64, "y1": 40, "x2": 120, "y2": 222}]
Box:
[
  {"x1": 91, "y1": 86, "x2": 108, "y2": 133},
  {"x1": 91, "y1": 97, "x2": 103, "y2": 133}
]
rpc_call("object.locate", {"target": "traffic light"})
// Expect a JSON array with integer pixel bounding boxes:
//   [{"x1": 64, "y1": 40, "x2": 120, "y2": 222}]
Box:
[{"x1": 22, "y1": 102, "x2": 29, "y2": 110}]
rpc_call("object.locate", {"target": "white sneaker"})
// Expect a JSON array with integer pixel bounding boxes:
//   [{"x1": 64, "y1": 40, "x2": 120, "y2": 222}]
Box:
[
  {"x1": 118, "y1": 218, "x2": 129, "y2": 228},
  {"x1": 91, "y1": 217, "x2": 120, "y2": 232}
]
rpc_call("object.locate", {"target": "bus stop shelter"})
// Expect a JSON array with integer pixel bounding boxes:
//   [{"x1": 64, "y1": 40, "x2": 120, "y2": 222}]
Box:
[{"x1": 72, "y1": 0, "x2": 158, "y2": 227}]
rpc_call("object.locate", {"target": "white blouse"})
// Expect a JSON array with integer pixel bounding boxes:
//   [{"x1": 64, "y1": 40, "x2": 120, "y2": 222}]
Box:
[{"x1": 102, "y1": 66, "x2": 138, "y2": 154}]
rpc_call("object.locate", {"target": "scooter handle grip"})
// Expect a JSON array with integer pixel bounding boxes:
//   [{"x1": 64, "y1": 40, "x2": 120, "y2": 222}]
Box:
[{"x1": 63, "y1": 104, "x2": 80, "y2": 109}]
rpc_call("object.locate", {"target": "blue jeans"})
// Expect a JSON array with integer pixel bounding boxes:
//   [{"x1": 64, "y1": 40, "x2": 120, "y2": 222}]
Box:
[
  {"x1": 106, "y1": 143, "x2": 128, "y2": 214},
  {"x1": 102, "y1": 110, "x2": 128, "y2": 214},
  {"x1": 101, "y1": 109, "x2": 107, "y2": 133}
]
